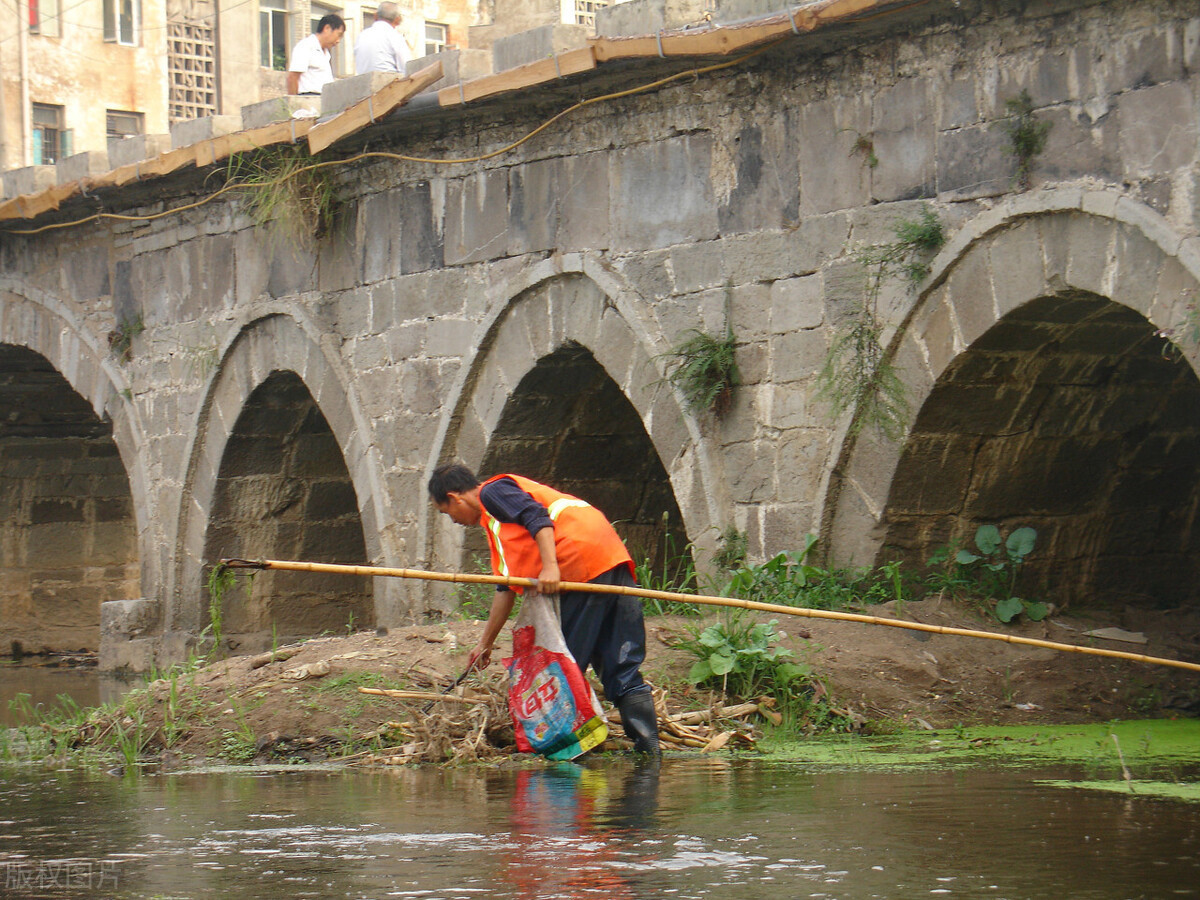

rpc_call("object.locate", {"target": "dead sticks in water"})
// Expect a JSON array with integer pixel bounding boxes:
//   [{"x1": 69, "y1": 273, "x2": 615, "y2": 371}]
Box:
[{"x1": 220, "y1": 558, "x2": 1200, "y2": 675}]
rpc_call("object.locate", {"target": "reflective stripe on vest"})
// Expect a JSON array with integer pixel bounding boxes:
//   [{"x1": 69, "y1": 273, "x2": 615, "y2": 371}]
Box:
[
  {"x1": 547, "y1": 498, "x2": 589, "y2": 520},
  {"x1": 490, "y1": 498, "x2": 588, "y2": 575},
  {"x1": 479, "y1": 473, "x2": 632, "y2": 588},
  {"x1": 487, "y1": 515, "x2": 508, "y2": 577}
]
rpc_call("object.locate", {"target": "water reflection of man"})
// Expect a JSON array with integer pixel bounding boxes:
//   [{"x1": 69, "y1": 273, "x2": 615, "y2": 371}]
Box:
[
  {"x1": 503, "y1": 762, "x2": 661, "y2": 897},
  {"x1": 603, "y1": 760, "x2": 661, "y2": 833}
]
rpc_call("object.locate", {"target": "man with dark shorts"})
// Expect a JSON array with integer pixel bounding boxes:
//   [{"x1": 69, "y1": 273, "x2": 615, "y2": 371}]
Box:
[{"x1": 429, "y1": 463, "x2": 660, "y2": 754}]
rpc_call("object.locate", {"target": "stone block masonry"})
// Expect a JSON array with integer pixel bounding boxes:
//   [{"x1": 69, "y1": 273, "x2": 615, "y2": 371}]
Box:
[{"x1": 1, "y1": 0, "x2": 1199, "y2": 668}]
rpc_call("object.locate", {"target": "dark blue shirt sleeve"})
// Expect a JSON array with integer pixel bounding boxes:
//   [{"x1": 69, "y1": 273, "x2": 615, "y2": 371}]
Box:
[
  {"x1": 479, "y1": 477, "x2": 554, "y2": 537},
  {"x1": 479, "y1": 478, "x2": 554, "y2": 592}
]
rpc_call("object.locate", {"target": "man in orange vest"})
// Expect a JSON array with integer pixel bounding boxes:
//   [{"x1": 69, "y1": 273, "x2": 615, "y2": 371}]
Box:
[{"x1": 429, "y1": 463, "x2": 660, "y2": 755}]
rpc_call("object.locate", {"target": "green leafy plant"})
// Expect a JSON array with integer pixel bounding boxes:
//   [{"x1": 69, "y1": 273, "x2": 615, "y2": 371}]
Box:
[
  {"x1": 818, "y1": 313, "x2": 910, "y2": 440},
  {"x1": 204, "y1": 564, "x2": 233, "y2": 654},
  {"x1": 711, "y1": 524, "x2": 748, "y2": 572},
  {"x1": 1003, "y1": 89, "x2": 1052, "y2": 190},
  {"x1": 837, "y1": 128, "x2": 879, "y2": 168},
  {"x1": 108, "y1": 313, "x2": 145, "y2": 364},
  {"x1": 660, "y1": 327, "x2": 741, "y2": 416},
  {"x1": 722, "y1": 533, "x2": 913, "y2": 612},
  {"x1": 683, "y1": 617, "x2": 799, "y2": 689},
  {"x1": 111, "y1": 711, "x2": 151, "y2": 766},
  {"x1": 818, "y1": 206, "x2": 945, "y2": 440},
  {"x1": 216, "y1": 696, "x2": 262, "y2": 763},
  {"x1": 221, "y1": 732, "x2": 258, "y2": 762},
  {"x1": 850, "y1": 131, "x2": 879, "y2": 168},
  {"x1": 677, "y1": 615, "x2": 848, "y2": 731},
  {"x1": 227, "y1": 144, "x2": 337, "y2": 250},
  {"x1": 454, "y1": 553, "x2": 499, "y2": 620},
  {"x1": 927, "y1": 524, "x2": 1048, "y2": 623},
  {"x1": 204, "y1": 564, "x2": 253, "y2": 658},
  {"x1": 889, "y1": 207, "x2": 947, "y2": 284},
  {"x1": 633, "y1": 513, "x2": 699, "y2": 616}
]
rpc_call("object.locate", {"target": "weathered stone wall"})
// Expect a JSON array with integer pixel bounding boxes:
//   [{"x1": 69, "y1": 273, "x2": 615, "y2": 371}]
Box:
[
  {"x1": 0, "y1": 345, "x2": 138, "y2": 653},
  {"x1": 881, "y1": 291, "x2": 1200, "y2": 607},
  {"x1": 202, "y1": 370, "x2": 373, "y2": 651},
  {"x1": 0, "y1": 0, "x2": 1198, "y2": 668}
]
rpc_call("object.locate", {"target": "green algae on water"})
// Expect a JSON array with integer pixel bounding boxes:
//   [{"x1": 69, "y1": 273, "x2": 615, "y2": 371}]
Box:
[
  {"x1": 761, "y1": 719, "x2": 1200, "y2": 774},
  {"x1": 1036, "y1": 779, "x2": 1200, "y2": 803}
]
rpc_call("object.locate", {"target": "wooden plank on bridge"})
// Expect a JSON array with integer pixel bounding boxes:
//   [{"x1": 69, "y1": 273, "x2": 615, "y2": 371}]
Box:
[
  {"x1": 307, "y1": 60, "x2": 444, "y2": 154},
  {"x1": 589, "y1": 0, "x2": 890, "y2": 61},
  {"x1": 194, "y1": 118, "x2": 317, "y2": 168},
  {"x1": 436, "y1": 49, "x2": 596, "y2": 108}
]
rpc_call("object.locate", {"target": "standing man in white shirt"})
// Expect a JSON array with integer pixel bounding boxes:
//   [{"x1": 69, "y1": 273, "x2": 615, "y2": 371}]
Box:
[
  {"x1": 287, "y1": 14, "x2": 346, "y2": 95},
  {"x1": 354, "y1": 2, "x2": 412, "y2": 75}
]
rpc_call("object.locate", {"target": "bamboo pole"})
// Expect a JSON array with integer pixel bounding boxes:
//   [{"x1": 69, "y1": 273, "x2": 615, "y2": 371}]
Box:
[
  {"x1": 219, "y1": 557, "x2": 1200, "y2": 674},
  {"x1": 357, "y1": 687, "x2": 485, "y2": 705}
]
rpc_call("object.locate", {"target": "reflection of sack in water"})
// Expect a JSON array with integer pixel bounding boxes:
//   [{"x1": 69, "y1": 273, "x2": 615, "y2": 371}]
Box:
[{"x1": 504, "y1": 593, "x2": 607, "y2": 761}]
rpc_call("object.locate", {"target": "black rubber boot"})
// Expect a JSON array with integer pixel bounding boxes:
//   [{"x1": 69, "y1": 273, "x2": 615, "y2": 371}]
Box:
[{"x1": 617, "y1": 691, "x2": 661, "y2": 756}]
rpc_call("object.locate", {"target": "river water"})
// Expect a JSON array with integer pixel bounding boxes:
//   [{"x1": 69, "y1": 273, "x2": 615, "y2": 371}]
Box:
[
  {"x1": 0, "y1": 666, "x2": 138, "y2": 728},
  {"x1": 2, "y1": 667, "x2": 1198, "y2": 899},
  {"x1": 1, "y1": 755, "x2": 1197, "y2": 900}
]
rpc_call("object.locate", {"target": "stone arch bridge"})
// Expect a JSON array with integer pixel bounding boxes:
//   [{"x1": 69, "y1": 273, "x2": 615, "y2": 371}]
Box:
[{"x1": 1, "y1": 0, "x2": 1198, "y2": 669}]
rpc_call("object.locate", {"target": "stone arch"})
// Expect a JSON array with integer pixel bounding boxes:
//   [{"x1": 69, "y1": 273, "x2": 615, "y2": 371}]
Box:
[
  {"x1": 472, "y1": 342, "x2": 691, "y2": 576},
  {"x1": 422, "y1": 259, "x2": 725, "y2": 608},
  {"x1": 0, "y1": 285, "x2": 149, "y2": 654},
  {"x1": 172, "y1": 311, "x2": 386, "y2": 648},
  {"x1": 824, "y1": 190, "x2": 1200, "y2": 610}
]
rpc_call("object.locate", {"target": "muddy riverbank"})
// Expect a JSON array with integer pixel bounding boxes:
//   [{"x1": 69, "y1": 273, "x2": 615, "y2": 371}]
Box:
[{"x1": 7, "y1": 597, "x2": 1197, "y2": 768}]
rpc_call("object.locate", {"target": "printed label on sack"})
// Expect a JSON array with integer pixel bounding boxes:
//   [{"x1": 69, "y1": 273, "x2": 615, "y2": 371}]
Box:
[
  {"x1": 503, "y1": 607, "x2": 608, "y2": 760},
  {"x1": 514, "y1": 667, "x2": 562, "y2": 721}
]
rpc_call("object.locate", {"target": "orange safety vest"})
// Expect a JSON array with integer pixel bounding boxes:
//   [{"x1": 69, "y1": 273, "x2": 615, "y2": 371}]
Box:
[{"x1": 479, "y1": 474, "x2": 633, "y2": 592}]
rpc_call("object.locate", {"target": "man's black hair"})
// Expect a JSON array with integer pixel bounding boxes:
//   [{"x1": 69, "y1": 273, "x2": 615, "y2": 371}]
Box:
[
  {"x1": 429, "y1": 463, "x2": 480, "y2": 504},
  {"x1": 316, "y1": 13, "x2": 345, "y2": 32}
]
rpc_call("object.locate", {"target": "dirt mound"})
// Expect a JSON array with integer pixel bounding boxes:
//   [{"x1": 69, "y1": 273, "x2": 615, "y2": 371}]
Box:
[
  {"x1": 72, "y1": 599, "x2": 1200, "y2": 766},
  {"x1": 795, "y1": 598, "x2": 1200, "y2": 727}
]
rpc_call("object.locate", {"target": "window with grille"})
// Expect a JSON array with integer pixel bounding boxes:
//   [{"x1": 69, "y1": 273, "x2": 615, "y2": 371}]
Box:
[
  {"x1": 171, "y1": 18, "x2": 218, "y2": 122},
  {"x1": 573, "y1": 0, "x2": 608, "y2": 27},
  {"x1": 424, "y1": 21, "x2": 448, "y2": 56},
  {"x1": 260, "y1": 0, "x2": 288, "y2": 70},
  {"x1": 106, "y1": 110, "x2": 144, "y2": 141},
  {"x1": 103, "y1": 0, "x2": 140, "y2": 45},
  {"x1": 32, "y1": 103, "x2": 65, "y2": 165}
]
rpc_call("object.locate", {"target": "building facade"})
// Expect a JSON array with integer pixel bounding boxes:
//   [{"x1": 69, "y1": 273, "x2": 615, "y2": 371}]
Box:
[
  {"x1": 0, "y1": 0, "x2": 171, "y2": 172},
  {"x1": 0, "y1": 0, "x2": 483, "y2": 176}
]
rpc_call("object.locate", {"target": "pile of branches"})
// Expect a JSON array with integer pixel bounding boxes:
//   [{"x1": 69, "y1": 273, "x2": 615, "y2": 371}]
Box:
[
  {"x1": 349, "y1": 672, "x2": 515, "y2": 766},
  {"x1": 352, "y1": 682, "x2": 773, "y2": 765},
  {"x1": 606, "y1": 690, "x2": 768, "y2": 752}
]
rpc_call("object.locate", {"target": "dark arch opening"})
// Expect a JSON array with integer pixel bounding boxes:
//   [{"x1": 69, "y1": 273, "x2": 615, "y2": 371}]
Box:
[
  {"x1": 0, "y1": 344, "x2": 138, "y2": 655},
  {"x1": 469, "y1": 343, "x2": 689, "y2": 584},
  {"x1": 880, "y1": 292, "x2": 1200, "y2": 610},
  {"x1": 203, "y1": 370, "x2": 373, "y2": 652}
]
